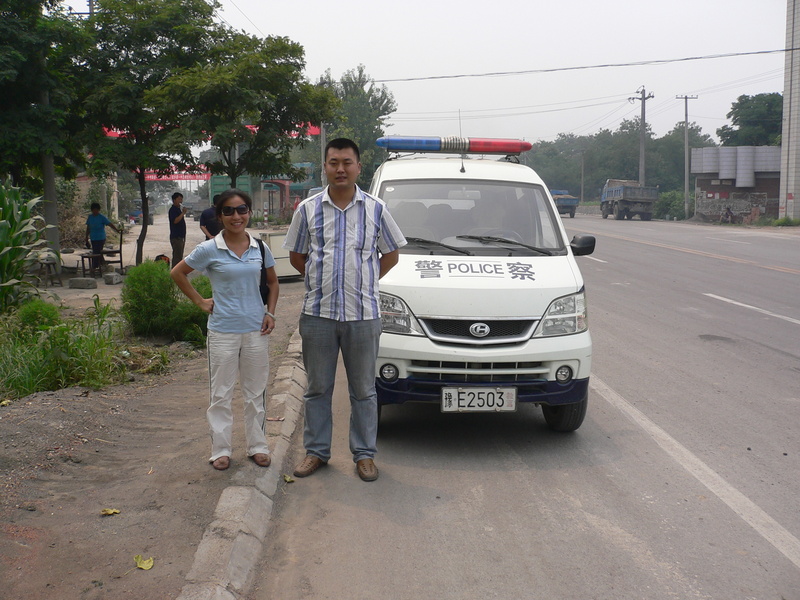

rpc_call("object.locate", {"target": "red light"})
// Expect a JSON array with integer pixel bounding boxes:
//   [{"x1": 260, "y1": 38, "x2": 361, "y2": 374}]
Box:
[{"x1": 468, "y1": 138, "x2": 532, "y2": 154}]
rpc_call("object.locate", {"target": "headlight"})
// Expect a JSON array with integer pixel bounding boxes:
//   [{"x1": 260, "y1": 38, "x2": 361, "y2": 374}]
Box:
[
  {"x1": 380, "y1": 293, "x2": 425, "y2": 335},
  {"x1": 534, "y1": 291, "x2": 588, "y2": 337}
]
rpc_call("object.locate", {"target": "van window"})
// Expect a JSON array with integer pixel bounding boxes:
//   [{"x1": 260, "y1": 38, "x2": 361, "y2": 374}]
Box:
[{"x1": 380, "y1": 179, "x2": 564, "y2": 252}]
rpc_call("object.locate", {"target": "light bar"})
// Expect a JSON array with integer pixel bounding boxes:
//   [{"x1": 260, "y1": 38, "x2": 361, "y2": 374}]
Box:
[{"x1": 376, "y1": 136, "x2": 532, "y2": 155}]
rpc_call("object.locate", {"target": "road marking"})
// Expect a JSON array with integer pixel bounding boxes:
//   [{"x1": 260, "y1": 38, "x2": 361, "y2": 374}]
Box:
[
  {"x1": 706, "y1": 237, "x2": 751, "y2": 245},
  {"x1": 703, "y1": 293, "x2": 800, "y2": 326},
  {"x1": 591, "y1": 375, "x2": 800, "y2": 571},
  {"x1": 585, "y1": 256, "x2": 607, "y2": 263},
  {"x1": 573, "y1": 230, "x2": 800, "y2": 275}
]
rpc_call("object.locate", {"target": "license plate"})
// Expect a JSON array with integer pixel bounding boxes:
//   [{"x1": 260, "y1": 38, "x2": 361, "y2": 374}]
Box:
[{"x1": 441, "y1": 387, "x2": 517, "y2": 412}]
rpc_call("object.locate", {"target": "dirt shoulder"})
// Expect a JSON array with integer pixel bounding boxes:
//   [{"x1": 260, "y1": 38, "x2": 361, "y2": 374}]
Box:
[{"x1": 0, "y1": 216, "x2": 304, "y2": 600}]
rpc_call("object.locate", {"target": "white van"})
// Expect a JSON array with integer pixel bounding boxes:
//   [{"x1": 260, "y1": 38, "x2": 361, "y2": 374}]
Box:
[{"x1": 370, "y1": 136, "x2": 596, "y2": 431}]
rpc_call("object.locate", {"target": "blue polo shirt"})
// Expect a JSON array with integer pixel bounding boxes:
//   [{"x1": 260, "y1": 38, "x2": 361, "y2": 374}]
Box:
[
  {"x1": 184, "y1": 233, "x2": 275, "y2": 334},
  {"x1": 86, "y1": 213, "x2": 111, "y2": 241}
]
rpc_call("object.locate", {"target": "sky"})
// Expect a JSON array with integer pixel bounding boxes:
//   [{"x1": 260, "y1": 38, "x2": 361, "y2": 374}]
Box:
[{"x1": 74, "y1": 0, "x2": 787, "y2": 144}]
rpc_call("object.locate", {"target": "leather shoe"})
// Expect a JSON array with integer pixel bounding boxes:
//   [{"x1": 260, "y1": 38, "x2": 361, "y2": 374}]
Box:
[
  {"x1": 250, "y1": 453, "x2": 271, "y2": 467},
  {"x1": 356, "y1": 458, "x2": 378, "y2": 482},
  {"x1": 293, "y1": 455, "x2": 326, "y2": 478}
]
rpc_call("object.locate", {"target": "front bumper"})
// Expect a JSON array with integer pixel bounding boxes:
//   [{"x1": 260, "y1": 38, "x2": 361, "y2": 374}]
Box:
[{"x1": 375, "y1": 331, "x2": 591, "y2": 407}]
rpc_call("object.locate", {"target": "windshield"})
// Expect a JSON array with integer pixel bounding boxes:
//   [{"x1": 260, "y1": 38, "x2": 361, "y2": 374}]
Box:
[{"x1": 379, "y1": 179, "x2": 565, "y2": 255}]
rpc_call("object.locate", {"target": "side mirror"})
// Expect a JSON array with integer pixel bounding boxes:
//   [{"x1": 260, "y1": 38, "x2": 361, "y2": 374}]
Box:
[{"x1": 570, "y1": 234, "x2": 595, "y2": 256}]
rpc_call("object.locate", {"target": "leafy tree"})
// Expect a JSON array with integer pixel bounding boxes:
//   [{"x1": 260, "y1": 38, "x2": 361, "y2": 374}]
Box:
[
  {"x1": 151, "y1": 31, "x2": 337, "y2": 189},
  {"x1": 717, "y1": 93, "x2": 783, "y2": 146},
  {"x1": 82, "y1": 0, "x2": 221, "y2": 265},
  {"x1": 295, "y1": 65, "x2": 397, "y2": 186},
  {"x1": 0, "y1": 1, "x2": 87, "y2": 188}
]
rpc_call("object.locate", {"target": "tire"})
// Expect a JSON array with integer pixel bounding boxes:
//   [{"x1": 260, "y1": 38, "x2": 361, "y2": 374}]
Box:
[
  {"x1": 625, "y1": 212, "x2": 632, "y2": 220},
  {"x1": 601, "y1": 205, "x2": 609, "y2": 219},
  {"x1": 613, "y1": 204, "x2": 623, "y2": 220},
  {"x1": 640, "y1": 213, "x2": 652, "y2": 221},
  {"x1": 542, "y1": 393, "x2": 588, "y2": 432},
  {"x1": 569, "y1": 209, "x2": 575, "y2": 218}
]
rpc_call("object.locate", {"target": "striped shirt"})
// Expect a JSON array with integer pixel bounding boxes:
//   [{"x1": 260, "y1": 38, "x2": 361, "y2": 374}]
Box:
[{"x1": 283, "y1": 185, "x2": 406, "y2": 321}]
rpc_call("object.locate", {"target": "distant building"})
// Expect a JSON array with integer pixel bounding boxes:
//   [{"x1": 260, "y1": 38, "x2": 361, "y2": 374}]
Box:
[{"x1": 691, "y1": 146, "x2": 780, "y2": 220}]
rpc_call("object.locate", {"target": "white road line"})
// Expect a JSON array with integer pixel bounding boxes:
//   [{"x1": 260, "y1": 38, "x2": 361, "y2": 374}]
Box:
[
  {"x1": 703, "y1": 293, "x2": 800, "y2": 326},
  {"x1": 585, "y1": 256, "x2": 607, "y2": 263},
  {"x1": 706, "y1": 237, "x2": 751, "y2": 245},
  {"x1": 591, "y1": 375, "x2": 800, "y2": 571}
]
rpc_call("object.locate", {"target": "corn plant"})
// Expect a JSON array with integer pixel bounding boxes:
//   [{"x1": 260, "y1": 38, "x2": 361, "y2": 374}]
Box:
[{"x1": 0, "y1": 185, "x2": 55, "y2": 313}]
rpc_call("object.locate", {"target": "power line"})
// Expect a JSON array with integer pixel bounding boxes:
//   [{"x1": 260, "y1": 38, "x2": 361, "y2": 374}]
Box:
[{"x1": 374, "y1": 49, "x2": 791, "y2": 84}]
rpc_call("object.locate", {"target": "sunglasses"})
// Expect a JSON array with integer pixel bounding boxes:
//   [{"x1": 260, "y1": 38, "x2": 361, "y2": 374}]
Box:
[{"x1": 221, "y1": 204, "x2": 250, "y2": 216}]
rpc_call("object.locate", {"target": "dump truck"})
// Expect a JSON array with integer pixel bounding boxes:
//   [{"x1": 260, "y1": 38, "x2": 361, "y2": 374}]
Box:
[
  {"x1": 600, "y1": 179, "x2": 658, "y2": 221},
  {"x1": 550, "y1": 189, "x2": 580, "y2": 218}
]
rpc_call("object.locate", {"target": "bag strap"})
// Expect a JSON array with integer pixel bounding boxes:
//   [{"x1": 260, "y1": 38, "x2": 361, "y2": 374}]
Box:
[{"x1": 256, "y1": 237, "x2": 266, "y2": 268}]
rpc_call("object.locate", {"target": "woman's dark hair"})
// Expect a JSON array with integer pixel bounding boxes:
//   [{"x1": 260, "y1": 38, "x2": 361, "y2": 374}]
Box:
[
  {"x1": 90, "y1": 202, "x2": 101, "y2": 211},
  {"x1": 215, "y1": 189, "x2": 252, "y2": 218}
]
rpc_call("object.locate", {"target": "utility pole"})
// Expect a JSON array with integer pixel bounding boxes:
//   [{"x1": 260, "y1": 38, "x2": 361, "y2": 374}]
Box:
[
  {"x1": 676, "y1": 94, "x2": 698, "y2": 219},
  {"x1": 630, "y1": 86, "x2": 654, "y2": 185}
]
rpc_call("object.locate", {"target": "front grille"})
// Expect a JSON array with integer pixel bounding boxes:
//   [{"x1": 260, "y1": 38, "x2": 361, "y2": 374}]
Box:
[
  {"x1": 408, "y1": 359, "x2": 547, "y2": 383},
  {"x1": 419, "y1": 318, "x2": 536, "y2": 345}
]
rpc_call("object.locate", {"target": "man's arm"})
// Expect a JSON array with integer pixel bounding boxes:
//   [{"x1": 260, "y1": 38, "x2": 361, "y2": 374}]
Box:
[
  {"x1": 379, "y1": 250, "x2": 399, "y2": 279},
  {"x1": 289, "y1": 251, "x2": 307, "y2": 277}
]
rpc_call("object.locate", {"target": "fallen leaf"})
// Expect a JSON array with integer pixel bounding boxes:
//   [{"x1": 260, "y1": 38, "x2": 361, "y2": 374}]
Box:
[
  {"x1": 134, "y1": 555, "x2": 154, "y2": 570},
  {"x1": 0, "y1": 400, "x2": 11, "y2": 407},
  {"x1": 100, "y1": 508, "x2": 120, "y2": 516},
  {"x1": 147, "y1": 467, "x2": 154, "y2": 475},
  {"x1": 283, "y1": 474, "x2": 294, "y2": 483}
]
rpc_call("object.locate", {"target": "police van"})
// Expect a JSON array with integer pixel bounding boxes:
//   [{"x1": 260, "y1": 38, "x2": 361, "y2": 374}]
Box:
[{"x1": 371, "y1": 136, "x2": 596, "y2": 431}]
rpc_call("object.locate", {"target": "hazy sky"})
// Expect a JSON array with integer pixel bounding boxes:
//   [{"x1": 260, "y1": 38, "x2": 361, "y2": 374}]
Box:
[{"x1": 76, "y1": 0, "x2": 787, "y2": 143}]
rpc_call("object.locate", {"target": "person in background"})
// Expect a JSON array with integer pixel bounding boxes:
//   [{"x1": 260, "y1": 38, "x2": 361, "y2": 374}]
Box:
[
  {"x1": 200, "y1": 195, "x2": 223, "y2": 240},
  {"x1": 171, "y1": 189, "x2": 279, "y2": 471},
  {"x1": 85, "y1": 202, "x2": 120, "y2": 270},
  {"x1": 169, "y1": 192, "x2": 188, "y2": 267},
  {"x1": 283, "y1": 138, "x2": 406, "y2": 483}
]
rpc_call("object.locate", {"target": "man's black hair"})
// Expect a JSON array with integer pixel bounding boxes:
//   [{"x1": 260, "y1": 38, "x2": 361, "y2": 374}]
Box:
[
  {"x1": 325, "y1": 138, "x2": 360, "y2": 161},
  {"x1": 171, "y1": 192, "x2": 183, "y2": 201}
]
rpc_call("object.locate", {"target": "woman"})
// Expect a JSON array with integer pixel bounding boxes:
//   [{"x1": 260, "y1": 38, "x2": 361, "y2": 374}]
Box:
[{"x1": 171, "y1": 189, "x2": 279, "y2": 471}]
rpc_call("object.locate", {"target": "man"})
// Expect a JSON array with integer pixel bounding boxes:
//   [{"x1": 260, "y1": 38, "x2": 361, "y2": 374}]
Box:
[
  {"x1": 85, "y1": 202, "x2": 120, "y2": 271},
  {"x1": 199, "y1": 195, "x2": 222, "y2": 240},
  {"x1": 283, "y1": 138, "x2": 406, "y2": 482},
  {"x1": 168, "y1": 192, "x2": 188, "y2": 267}
]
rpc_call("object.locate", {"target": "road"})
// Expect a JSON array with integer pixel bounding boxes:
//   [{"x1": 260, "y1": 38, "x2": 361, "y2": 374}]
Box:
[{"x1": 248, "y1": 218, "x2": 800, "y2": 600}]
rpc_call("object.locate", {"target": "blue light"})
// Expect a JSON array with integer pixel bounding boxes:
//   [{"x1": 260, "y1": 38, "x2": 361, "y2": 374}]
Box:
[{"x1": 376, "y1": 136, "x2": 442, "y2": 152}]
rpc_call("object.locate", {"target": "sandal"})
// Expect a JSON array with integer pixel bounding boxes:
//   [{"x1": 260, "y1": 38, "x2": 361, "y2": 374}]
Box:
[
  {"x1": 212, "y1": 456, "x2": 230, "y2": 470},
  {"x1": 250, "y1": 453, "x2": 271, "y2": 467}
]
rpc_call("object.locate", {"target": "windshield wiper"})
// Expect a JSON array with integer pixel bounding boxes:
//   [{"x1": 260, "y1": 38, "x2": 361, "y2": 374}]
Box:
[
  {"x1": 456, "y1": 235, "x2": 555, "y2": 256},
  {"x1": 404, "y1": 237, "x2": 473, "y2": 256}
]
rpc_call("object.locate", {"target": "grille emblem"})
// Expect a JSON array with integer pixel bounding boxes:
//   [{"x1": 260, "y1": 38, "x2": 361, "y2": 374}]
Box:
[{"x1": 469, "y1": 322, "x2": 491, "y2": 337}]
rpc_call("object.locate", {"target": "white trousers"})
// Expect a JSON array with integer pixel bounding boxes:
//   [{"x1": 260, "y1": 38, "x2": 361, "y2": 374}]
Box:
[{"x1": 207, "y1": 329, "x2": 270, "y2": 462}]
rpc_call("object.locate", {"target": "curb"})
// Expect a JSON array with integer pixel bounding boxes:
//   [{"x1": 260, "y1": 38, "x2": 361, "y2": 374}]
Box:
[{"x1": 175, "y1": 329, "x2": 306, "y2": 600}]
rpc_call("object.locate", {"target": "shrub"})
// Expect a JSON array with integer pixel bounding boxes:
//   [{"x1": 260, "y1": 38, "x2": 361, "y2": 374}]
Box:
[
  {"x1": 0, "y1": 185, "x2": 55, "y2": 313},
  {"x1": 0, "y1": 297, "x2": 125, "y2": 399},
  {"x1": 653, "y1": 190, "x2": 690, "y2": 221},
  {"x1": 16, "y1": 298, "x2": 61, "y2": 332},
  {"x1": 121, "y1": 261, "x2": 209, "y2": 343},
  {"x1": 773, "y1": 216, "x2": 800, "y2": 227}
]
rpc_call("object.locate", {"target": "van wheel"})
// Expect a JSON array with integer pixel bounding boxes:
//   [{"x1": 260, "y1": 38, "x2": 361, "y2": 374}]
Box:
[{"x1": 542, "y1": 394, "x2": 587, "y2": 432}]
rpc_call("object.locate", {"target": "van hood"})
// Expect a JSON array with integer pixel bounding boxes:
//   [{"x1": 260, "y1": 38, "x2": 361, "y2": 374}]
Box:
[{"x1": 380, "y1": 254, "x2": 583, "y2": 319}]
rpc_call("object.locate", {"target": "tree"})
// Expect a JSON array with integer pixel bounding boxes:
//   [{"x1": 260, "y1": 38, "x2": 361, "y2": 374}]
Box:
[
  {"x1": 295, "y1": 66, "x2": 397, "y2": 186},
  {"x1": 717, "y1": 93, "x2": 783, "y2": 146},
  {"x1": 0, "y1": 1, "x2": 89, "y2": 254},
  {"x1": 82, "y1": 0, "x2": 221, "y2": 265},
  {"x1": 152, "y1": 31, "x2": 337, "y2": 190}
]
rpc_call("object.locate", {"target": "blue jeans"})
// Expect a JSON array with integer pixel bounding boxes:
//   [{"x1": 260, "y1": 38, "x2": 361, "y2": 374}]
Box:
[{"x1": 299, "y1": 314, "x2": 382, "y2": 463}]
